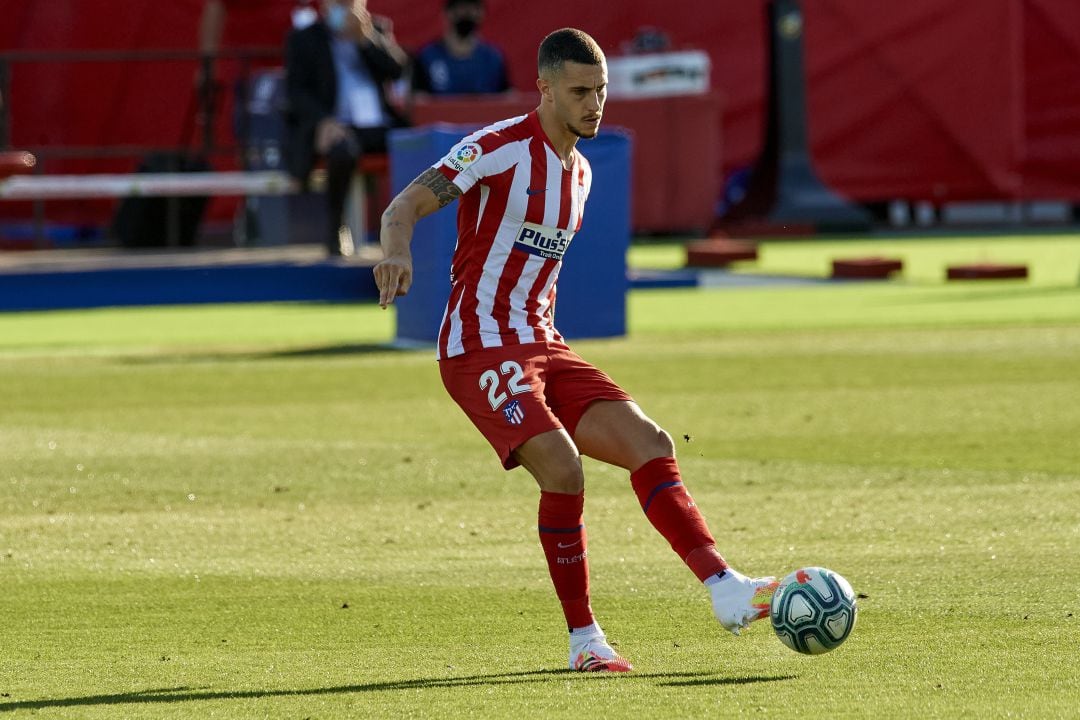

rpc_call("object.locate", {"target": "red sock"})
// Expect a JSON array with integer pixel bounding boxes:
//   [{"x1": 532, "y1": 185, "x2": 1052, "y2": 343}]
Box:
[
  {"x1": 538, "y1": 491, "x2": 594, "y2": 631},
  {"x1": 630, "y1": 456, "x2": 728, "y2": 582}
]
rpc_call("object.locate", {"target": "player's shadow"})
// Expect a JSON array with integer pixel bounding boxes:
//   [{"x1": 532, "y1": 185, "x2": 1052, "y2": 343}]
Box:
[
  {"x1": 0, "y1": 671, "x2": 794, "y2": 712},
  {"x1": 262, "y1": 342, "x2": 408, "y2": 359},
  {"x1": 656, "y1": 674, "x2": 798, "y2": 688},
  {"x1": 113, "y1": 342, "x2": 404, "y2": 366}
]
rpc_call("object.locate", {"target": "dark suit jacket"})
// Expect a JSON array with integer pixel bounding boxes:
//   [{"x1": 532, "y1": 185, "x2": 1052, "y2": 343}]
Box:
[{"x1": 284, "y1": 21, "x2": 407, "y2": 183}]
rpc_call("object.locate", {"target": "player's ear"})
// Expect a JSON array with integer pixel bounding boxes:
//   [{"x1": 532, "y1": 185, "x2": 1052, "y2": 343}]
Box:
[{"x1": 536, "y1": 75, "x2": 552, "y2": 102}]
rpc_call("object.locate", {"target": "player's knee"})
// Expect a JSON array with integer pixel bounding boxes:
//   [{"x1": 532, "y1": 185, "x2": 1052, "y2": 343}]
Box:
[
  {"x1": 626, "y1": 406, "x2": 674, "y2": 460},
  {"x1": 532, "y1": 462, "x2": 584, "y2": 494},
  {"x1": 649, "y1": 426, "x2": 675, "y2": 458}
]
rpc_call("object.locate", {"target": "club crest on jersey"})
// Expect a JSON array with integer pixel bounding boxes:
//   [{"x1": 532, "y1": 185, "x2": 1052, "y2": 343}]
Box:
[
  {"x1": 514, "y1": 222, "x2": 575, "y2": 261},
  {"x1": 445, "y1": 142, "x2": 483, "y2": 172},
  {"x1": 503, "y1": 400, "x2": 525, "y2": 425}
]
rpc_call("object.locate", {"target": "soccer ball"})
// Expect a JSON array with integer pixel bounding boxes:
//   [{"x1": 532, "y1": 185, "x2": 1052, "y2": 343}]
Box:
[{"x1": 770, "y1": 567, "x2": 857, "y2": 654}]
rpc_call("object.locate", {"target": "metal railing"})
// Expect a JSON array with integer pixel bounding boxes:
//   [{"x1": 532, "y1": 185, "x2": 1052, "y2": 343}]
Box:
[{"x1": 0, "y1": 47, "x2": 287, "y2": 247}]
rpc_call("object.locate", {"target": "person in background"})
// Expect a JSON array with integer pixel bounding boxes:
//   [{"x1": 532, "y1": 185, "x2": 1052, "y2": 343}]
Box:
[
  {"x1": 412, "y1": 0, "x2": 510, "y2": 95},
  {"x1": 199, "y1": 0, "x2": 316, "y2": 55},
  {"x1": 193, "y1": 1, "x2": 308, "y2": 246},
  {"x1": 197, "y1": 0, "x2": 302, "y2": 94},
  {"x1": 284, "y1": 0, "x2": 408, "y2": 255}
]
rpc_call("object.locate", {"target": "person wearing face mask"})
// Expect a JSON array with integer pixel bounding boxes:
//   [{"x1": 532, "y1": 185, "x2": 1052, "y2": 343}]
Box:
[
  {"x1": 413, "y1": 0, "x2": 510, "y2": 96},
  {"x1": 284, "y1": 0, "x2": 409, "y2": 255}
]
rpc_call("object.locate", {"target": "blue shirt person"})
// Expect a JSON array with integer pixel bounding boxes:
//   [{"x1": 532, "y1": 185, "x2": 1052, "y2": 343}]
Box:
[{"x1": 412, "y1": 0, "x2": 510, "y2": 95}]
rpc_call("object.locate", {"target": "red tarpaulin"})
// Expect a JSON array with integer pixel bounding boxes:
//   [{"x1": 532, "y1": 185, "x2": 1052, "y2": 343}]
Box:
[{"x1": 3, "y1": 0, "x2": 1079, "y2": 229}]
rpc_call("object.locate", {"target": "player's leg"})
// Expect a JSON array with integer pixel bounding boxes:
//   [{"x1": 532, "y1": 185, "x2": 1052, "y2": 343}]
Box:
[
  {"x1": 573, "y1": 400, "x2": 728, "y2": 579},
  {"x1": 511, "y1": 428, "x2": 592, "y2": 637},
  {"x1": 569, "y1": 399, "x2": 673, "y2": 471},
  {"x1": 573, "y1": 400, "x2": 778, "y2": 636},
  {"x1": 513, "y1": 430, "x2": 631, "y2": 672},
  {"x1": 439, "y1": 346, "x2": 630, "y2": 671}
]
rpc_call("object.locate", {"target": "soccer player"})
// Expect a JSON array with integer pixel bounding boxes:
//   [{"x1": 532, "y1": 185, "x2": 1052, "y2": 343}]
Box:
[{"x1": 373, "y1": 27, "x2": 777, "y2": 673}]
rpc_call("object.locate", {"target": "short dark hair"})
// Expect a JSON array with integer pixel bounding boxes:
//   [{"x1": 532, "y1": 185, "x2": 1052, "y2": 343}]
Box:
[
  {"x1": 445, "y1": 0, "x2": 482, "y2": 9},
  {"x1": 538, "y1": 28, "x2": 605, "y2": 77}
]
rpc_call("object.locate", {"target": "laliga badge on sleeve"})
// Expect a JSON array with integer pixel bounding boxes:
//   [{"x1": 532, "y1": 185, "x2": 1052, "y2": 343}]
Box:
[{"x1": 444, "y1": 142, "x2": 483, "y2": 173}]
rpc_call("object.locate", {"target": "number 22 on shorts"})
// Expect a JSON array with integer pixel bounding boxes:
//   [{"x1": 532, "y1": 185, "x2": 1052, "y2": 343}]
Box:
[{"x1": 478, "y1": 361, "x2": 531, "y2": 410}]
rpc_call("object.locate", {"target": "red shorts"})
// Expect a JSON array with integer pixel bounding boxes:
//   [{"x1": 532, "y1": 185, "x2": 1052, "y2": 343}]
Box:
[{"x1": 439, "y1": 341, "x2": 633, "y2": 470}]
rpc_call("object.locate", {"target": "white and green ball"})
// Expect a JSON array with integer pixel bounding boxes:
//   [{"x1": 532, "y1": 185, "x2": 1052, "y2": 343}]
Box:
[{"x1": 770, "y1": 567, "x2": 857, "y2": 654}]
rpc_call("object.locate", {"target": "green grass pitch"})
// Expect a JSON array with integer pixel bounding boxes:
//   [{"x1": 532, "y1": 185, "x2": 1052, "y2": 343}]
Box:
[{"x1": 1, "y1": 236, "x2": 1079, "y2": 718}]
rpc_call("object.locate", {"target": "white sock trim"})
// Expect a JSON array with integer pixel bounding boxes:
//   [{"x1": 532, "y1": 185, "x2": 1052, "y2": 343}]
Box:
[{"x1": 569, "y1": 621, "x2": 603, "y2": 640}]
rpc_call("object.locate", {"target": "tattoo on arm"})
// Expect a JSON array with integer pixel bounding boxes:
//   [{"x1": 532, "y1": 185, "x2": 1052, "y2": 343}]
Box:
[
  {"x1": 382, "y1": 200, "x2": 407, "y2": 230},
  {"x1": 412, "y1": 168, "x2": 462, "y2": 208}
]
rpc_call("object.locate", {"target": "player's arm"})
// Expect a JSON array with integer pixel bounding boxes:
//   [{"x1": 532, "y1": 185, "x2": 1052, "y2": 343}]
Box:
[{"x1": 374, "y1": 168, "x2": 462, "y2": 308}]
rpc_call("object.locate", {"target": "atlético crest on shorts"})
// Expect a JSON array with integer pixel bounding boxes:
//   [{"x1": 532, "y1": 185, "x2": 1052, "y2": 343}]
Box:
[{"x1": 503, "y1": 400, "x2": 525, "y2": 425}]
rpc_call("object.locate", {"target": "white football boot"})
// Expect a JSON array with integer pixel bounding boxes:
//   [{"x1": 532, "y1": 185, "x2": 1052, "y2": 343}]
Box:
[
  {"x1": 709, "y1": 568, "x2": 779, "y2": 635},
  {"x1": 568, "y1": 626, "x2": 633, "y2": 672}
]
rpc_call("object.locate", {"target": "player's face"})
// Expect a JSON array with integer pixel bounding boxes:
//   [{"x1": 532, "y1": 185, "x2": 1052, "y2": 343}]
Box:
[{"x1": 547, "y1": 61, "x2": 607, "y2": 139}]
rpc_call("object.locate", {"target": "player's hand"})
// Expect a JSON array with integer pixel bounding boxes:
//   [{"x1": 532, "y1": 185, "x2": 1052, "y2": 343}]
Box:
[{"x1": 373, "y1": 255, "x2": 413, "y2": 308}]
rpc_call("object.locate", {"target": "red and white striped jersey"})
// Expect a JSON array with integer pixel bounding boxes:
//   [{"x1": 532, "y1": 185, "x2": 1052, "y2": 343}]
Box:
[{"x1": 432, "y1": 111, "x2": 593, "y2": 359}]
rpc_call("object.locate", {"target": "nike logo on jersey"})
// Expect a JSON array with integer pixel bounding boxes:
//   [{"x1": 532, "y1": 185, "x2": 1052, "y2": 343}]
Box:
[
  {"x1": 525, "y1": 187, "x2": 546, "y2": 195},
  {"x1": 515, "y1": 221, "x2": 575, "y2": 261},
  {"x1": 557, "y1": 539, "x2": 582, "y2": 549}
]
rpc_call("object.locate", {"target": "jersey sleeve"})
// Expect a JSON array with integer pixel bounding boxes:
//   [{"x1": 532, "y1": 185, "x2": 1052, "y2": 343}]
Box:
[{"x1": 433, "y1": 137, "x2": 496, "y2": 194}]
